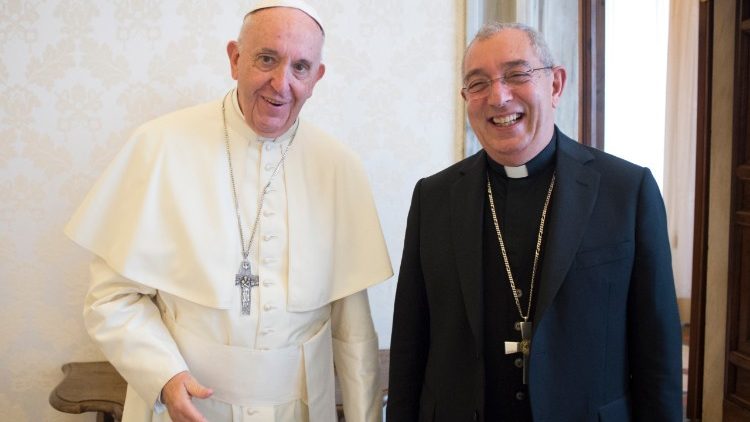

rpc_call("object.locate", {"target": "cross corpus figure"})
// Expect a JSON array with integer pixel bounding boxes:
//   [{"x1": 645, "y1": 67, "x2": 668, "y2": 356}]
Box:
[{"x1": 236, "y1": 259, "x2": 259, "y2": 315}]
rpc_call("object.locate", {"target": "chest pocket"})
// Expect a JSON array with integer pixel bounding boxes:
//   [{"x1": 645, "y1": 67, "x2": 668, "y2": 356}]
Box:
[{"x1": 573, "y1": 240, "x2": 632, "y2": 270}]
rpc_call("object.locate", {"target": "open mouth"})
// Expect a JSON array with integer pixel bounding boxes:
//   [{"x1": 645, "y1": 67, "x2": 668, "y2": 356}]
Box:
[
  {"x1": 490, "y1": 113, "x2": 522, "y2": 127},
  {"x1": 263, "y1": 96, "x2": 286, "y2": 107}
]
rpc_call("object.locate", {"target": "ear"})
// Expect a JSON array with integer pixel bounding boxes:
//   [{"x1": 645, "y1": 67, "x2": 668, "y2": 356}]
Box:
[
  {"x1": 551, "y1": 66, "x2": 566, "y2": 109},
  {"x1": 315, "y1": 62, "x2": 326, "y2": 82},
  {"x1": 226, "y1": 41, "x2": 240, "y2": 81},
  {"x1": 305, "y1": 63, "x2": 326, "y2": 96}
]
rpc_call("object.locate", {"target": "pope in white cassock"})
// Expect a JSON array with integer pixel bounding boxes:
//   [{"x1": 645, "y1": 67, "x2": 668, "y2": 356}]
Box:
[{"x1": 64, "y1": 1, "x2": 393, "y2": 421}]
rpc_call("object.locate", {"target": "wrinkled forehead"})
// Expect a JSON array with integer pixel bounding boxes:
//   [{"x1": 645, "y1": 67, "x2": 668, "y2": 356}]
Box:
[
  {"x1": 463, "y1": 30, "x2": 539, "y2": 77},
  {"x1": 241, "y1": 7, "x2": 325, "y2": 64}
]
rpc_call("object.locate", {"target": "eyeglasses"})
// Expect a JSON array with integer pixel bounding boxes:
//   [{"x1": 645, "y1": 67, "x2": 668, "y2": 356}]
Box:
[{"x1": 462, "y1": 66, "x2": 553, "y2": 100}]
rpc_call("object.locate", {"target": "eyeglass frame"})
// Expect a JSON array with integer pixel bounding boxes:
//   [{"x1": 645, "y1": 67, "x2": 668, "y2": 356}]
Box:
[{"x1": 461, "y1": 66, "x2": 555, "y2": 100}]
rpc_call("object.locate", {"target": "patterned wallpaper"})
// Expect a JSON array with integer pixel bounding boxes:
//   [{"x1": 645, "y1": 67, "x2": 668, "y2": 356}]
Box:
[{"x1": 0, "y1": 1, "x2": 460, "y2": 420}]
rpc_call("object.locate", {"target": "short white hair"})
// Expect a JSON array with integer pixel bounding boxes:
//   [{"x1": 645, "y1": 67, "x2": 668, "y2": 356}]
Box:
[{"x1": 463, "y1": 22, "x2": 555, "y2": 75}]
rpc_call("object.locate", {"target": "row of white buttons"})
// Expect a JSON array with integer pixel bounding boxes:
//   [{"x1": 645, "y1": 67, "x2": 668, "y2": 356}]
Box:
[{"x1": 257, "y1": 143, "x2": 284, "y2": 350}]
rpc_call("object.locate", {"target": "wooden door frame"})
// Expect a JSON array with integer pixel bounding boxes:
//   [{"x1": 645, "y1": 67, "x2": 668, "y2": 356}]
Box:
[
  {"x1": 687, "y1": 0, "x2": 713, "y2": 420},
  {"x1": 724, "y1": 0, "x2": 750, "y2": 419},
  {"x1": 579, "y1": 0, "x2": 605, "y2": 149}
]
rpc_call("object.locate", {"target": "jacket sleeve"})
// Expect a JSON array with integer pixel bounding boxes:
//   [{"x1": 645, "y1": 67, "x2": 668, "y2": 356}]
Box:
[
  {"x1": 387, "y1": 180, "x2": 431, "y2": 421},
  {"x1": 83, "y1": 257, "x2": 188, "y2": 411},
  {"x1": 628, "y1": 168, "x2": 683, "y2": 421},
  {"x1": 331, "y1": 289, "x2": 382, "y2": 422}
]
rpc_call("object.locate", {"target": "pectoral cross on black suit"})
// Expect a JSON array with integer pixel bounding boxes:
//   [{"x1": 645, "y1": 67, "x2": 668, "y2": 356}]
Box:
[{"x1": 505, "y1": 320, "x2": 532, "y2": 384}]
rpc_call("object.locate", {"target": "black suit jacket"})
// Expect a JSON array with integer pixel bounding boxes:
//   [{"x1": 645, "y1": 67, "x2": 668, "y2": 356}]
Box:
[{"x1": 387, "y1": 129, "x2": 682, "y2": 422}]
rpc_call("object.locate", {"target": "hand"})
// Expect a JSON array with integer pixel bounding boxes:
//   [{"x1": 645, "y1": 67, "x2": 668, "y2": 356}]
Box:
[{"x1": 161, "y1": 371, "x2": 214, "y2": 422}]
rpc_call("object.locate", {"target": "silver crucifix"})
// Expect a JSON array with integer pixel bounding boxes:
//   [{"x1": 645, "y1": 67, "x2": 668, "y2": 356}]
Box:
[
  {"x1": 505, "y1": 320, "x2": 532, "y2": 384},
  {"x1": 235, "y1": 259, "x2": 259, "y2": 315}
]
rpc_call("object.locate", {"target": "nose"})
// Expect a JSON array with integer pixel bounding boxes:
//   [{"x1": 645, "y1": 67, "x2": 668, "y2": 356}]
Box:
[
  {"x1": 269, "y1": 65, "x2": 291, "y2": 94},
  {"x1": 487, "y1": 79, "x2": 513, "y2": 106}
]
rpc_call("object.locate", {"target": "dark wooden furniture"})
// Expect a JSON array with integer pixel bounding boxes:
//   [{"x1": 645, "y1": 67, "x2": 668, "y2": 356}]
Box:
[
  {"x1": 49, "y1": 361, "x2": 126, "y2": 422},
  {"x1": 50, "y1": 350, "x2": 390, "y2": 421}
]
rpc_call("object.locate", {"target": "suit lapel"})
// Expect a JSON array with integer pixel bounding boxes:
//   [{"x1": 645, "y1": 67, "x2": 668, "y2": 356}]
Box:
[
  {"x1": 450, "y1": 151, "x2": 486, "y2": 352},
  {"x1": 533, "y1": 133, "x2": 600, "y2": 326}
]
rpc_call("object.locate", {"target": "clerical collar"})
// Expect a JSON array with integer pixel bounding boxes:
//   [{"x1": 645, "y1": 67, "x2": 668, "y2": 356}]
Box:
[
  {"x1": 486, "y1": 132, "x2": 557, "y2": 179},
  {"x1": 230, "y1": 88, "x2": 298, "y2": 144}
]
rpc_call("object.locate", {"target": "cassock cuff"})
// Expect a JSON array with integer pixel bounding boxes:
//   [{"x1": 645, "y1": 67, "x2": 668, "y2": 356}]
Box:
[{"x1": 153, "y1": 394, "x2": 167, "y2": 414}]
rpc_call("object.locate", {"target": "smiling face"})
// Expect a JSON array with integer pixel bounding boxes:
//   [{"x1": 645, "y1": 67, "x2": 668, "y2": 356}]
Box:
[
  {"x1": 227, "y1": 7, "x2": 325, "y2": 138},
  {"x1": 462, "y1": 28, "x2": 565, "y2": 166}
]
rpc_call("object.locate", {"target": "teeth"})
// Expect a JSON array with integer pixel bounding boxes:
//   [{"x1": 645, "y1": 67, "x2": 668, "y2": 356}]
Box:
[
  {"x1": 265, "y1": 97, "x2": 283, "y2": 106},
  {"x1": 492, "y1": 113, "x2": 521, "y2": 126}
]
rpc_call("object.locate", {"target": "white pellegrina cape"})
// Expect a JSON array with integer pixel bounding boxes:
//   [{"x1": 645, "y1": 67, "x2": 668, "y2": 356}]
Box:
[{"x1": 66, "y1": 93, "x2": 393, "y2": 421}]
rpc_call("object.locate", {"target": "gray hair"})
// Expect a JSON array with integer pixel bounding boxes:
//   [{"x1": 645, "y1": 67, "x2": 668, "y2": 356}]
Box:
[{"x1": 463, "y1": 22, "x2": 555, "y2": 75}]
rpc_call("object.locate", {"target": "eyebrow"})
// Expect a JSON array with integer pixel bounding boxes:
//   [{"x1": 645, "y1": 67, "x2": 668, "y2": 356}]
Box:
[
  {"x1": 254, "y1": 48, "x2": 279, "y2": 56},
  {"x1": 463, "y1": 59, "x2": 533, "y2": 82},
  {"x1": 254, "y1": 48, "x2": 316, "y2": 68}
]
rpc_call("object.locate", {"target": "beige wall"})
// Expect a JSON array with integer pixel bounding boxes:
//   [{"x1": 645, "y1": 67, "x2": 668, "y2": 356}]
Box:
[
  {"x1": 702, "y1": 0, "x2": 735, "y2": 419},
  {"x1": 0, "y1": 2, "x2": 460, "y2": 420}
]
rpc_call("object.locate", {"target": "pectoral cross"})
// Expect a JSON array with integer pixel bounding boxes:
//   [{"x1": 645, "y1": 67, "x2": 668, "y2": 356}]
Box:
[
  {"x1": 505, "y1": 320, "x2": 532, "y2": 384},
  {"x1": 235, "y1": 259, "x2": 259, "y2": 315}
]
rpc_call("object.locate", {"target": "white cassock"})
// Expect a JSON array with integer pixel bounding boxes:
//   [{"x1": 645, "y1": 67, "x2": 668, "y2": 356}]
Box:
[{"x1": 65, "y1": 90, "x2": 393, "y2": 422}]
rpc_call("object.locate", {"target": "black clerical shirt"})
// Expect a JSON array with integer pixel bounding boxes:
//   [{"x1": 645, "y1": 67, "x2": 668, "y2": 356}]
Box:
[{"x1": 482, "y1": 134, "x2": 557, "y2": 421}]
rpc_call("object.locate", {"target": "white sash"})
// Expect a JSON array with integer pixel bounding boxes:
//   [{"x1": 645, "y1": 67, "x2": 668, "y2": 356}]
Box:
[{"x1": 165, "y1": 317, "x2": 336, "y2": 420}]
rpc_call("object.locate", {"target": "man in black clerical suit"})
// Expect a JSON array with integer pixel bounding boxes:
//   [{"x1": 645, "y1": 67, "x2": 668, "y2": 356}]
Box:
[{"x1": 387, "y1": 22, "x2": 682, "y2": 422}]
